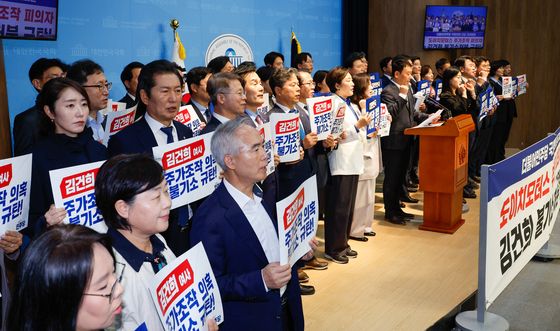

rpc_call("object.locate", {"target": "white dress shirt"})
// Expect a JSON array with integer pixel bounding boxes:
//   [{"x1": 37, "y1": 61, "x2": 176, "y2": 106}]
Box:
[
  {"x1": 212, "y1": 112, "x2": 231, "y2": 125},
  {"x1": 87, "y1": 110, "x2": 106, "y2": 142},
  {"x1": 144, "y1": 112, "x2": 179, "y2": 145}
]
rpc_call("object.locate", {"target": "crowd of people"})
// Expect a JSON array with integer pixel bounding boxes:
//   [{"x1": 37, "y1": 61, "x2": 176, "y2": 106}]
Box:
[{"x1": 0, "y1": 49, "x2": 520, "y2": 330}]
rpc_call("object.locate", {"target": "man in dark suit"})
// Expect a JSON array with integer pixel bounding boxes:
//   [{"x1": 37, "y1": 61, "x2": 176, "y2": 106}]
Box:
[
  {"x1": 185, "y1": 66, "x2": 212, "y2": 124},
  {"x1": 191, "y1": 117, "x2": 305, "y2": 331},
  {"x1": 267, "y1": 68, "x2": 313, "y2": 200},
  {"x1": 108, "y1": 59, "x2": 193, "y2": 255},
  {"x1": 13, "y1": 58, "x2": 66, "y2": 156},
  {"x1": 379, "y1": 56, "x2": 393, "y2": 89},
  {"x1": 118, "y1": 61, "x2": 144, "y2": 109},
  {"x1": 381, "y1": 56, "x2": 433, "y2": 224},
  {"x1": 201, "y1": 72, "x2": 247, "y2": 134},
  {"x1": 345, "y1": 51, "x2": 368, "y2": 76}
]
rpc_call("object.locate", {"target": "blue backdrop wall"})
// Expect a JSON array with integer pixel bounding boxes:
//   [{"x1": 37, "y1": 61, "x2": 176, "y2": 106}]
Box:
[{"x1": 2, "y1": 0, "x2": 342, "y2": 132}]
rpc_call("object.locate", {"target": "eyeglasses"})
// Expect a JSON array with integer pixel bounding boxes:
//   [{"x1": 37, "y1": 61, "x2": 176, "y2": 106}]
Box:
[
  {"x1": 83, "y1": 262, "x2": 125, "y2": 303},
  {"x1": 221, "y1": 91, "x2": 246, "y2": 97},
  {"x1": 83, "y1": 82, "x2": 112, "y2": 92},
  {"x1": 301, "y1": 82, "x2": 315, "y2": 87}
]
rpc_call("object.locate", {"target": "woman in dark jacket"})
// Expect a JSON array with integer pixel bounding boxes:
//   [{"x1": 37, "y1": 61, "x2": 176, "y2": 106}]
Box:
[
  {"x1": 27, "y1": 78, "x2": 107, "y2": 237},
  {"x1": 439, "y1": 66, "x2": 478, "y2": 119}
]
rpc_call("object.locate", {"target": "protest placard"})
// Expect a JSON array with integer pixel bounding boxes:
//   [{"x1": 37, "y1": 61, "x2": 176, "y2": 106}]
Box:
[
  {"x1": 378, "y1": 103, "x2": 391, "y2": 137},
  {"x1": 101, "y1": 99, "x2": 126, "y2": 116},
  {"x1": 153, "y1": 133, "x2": 220, "y2": 209},
  {"x1": 478, "y1": 87, "x2": 490, "y2": 122},
  {"x1": 174, "y1": 105, "x2": 204, "y2": 136},
  {"x1": 417, "y1": 79, "x2": 431, "y2": 97},
  {"x1": 517, "y1": 74, "x2": 527, "y2": 95},
  {"x1": 102, "y1": 106, "x2": 136, "y2": 146},
  {"x1": 276, "y1": 175, "x2": 318, "y2": 267},
  {"x1": 307, "y1": 95, "x2": 334, "y2": 140},
  {"x1": 330, "y1": 99, "x2": 346, "y2": 138},
  {"x1": 434, "y1": 79, "x2": 443, "y2": 101},
  {"x1": 369, "y1": 73, "x2": 382, "y2": 96},
  {"x1": 0, "y1": 154, "x2": 31, "y2": 235},
  {"x1": 269, "y1": 113, "x2": 301, "y2": 163},
  {"x1": 502, "y1": 76, "x2": 513, "y2": 98},
  {"x1": 49, "y1": 161, "x2": 107, "y2": 233},
  {"x1": 150, "y1": 242, "x2": 224, "y2": 331},
  {"x1": 256, "y1": 93, "x2": 270, "y2": 118},
  {"x1": 365, "y1": 95, "x2": 381, "y2": 136},
  {"x1": 257, "y1": 123, "x2": 275, "y2": 176}
]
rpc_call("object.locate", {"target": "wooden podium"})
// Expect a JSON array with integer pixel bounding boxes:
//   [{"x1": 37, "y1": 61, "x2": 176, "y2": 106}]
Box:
[{"x1": 404, "y1": 114, "x2": 475, "y2": 234}]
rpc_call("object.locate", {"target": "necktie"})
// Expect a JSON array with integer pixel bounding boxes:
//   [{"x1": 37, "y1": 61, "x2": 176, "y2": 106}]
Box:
[
  {"x1": 289, "y1": 109, "x2": 306, "y2": 141},
  {"x1": 204, "y1": 108, "x2": 211, "y2": 122},
  {"x1": 160, "y1": 127, "x2": 174, "y2": 144},
  {"x1": 256, "y1": 114, "x2": 264, "y2": 125}
]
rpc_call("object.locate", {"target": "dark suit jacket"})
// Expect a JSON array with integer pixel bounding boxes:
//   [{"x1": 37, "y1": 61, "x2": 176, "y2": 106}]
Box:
[
  {"x1": 380, "y1": 75, "x2": 392, "y2": 89},
  {"x1": 107, "y1": 116, "x2": 194, "y2": 255},
  {"x1": 118, "y1": 93, "x2": 137, "y2": 109},
  {"x1": 28, "y1": 133, "x2": 107, "y2": 237},
  {"x1": 268, "y1": 105, "x2": 314, "y2": 199},
  {"x1": 380, "y1": 83, "x2": 429, "y2": 150},
  {"x1": 190, "y1": 183, "x2": 304, "y2": 331},
  {"x1": 13, "y1": 102, "x2": 44, "y2": 156},
  {"x1": 107, "y1": 116, "x2": 193, "y2": 157},
  {"x1": 188, "y1": 100, "x2": 209, "y2": 124},
  {"x1": 489, "y1": 78, "x2": 517, "y2": 124},
  {"x1": 200, "y1": 116, "x2": 223, "y2": 135}
]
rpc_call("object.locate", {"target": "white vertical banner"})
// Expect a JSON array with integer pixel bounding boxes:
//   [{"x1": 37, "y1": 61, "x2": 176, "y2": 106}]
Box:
[
  {"x1": 0, "y1": 154, "x2": 32, "y2": 235},
  {"x1": 269, "y1": 113, "x2": 301, "y2": 163},
  {"x1": 49, "y1": 161, "x2": 107, "y2": 233},
  {"x1": 150, "y1": 242, "x2": 224, "y2": 330},
  {"x1": 102, "y1": 106, "x2": 136, "y2": 146},
  {"x1": 307, "y1": 95, "x2": 334, "y2": 140}
]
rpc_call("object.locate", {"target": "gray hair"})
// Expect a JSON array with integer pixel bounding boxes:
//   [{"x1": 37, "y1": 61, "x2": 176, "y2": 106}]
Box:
[{"x1": 211, "y1": 116, "x2": 255, "y2": 169}]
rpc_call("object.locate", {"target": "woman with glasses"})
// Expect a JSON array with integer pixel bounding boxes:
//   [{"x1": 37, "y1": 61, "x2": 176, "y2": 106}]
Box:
[
  {"x1": 27, "y1": 77, "x2": 107, "y2": 238},
  {"x1": 8, "y1": 224, "x2": 123, "y2": 331}
]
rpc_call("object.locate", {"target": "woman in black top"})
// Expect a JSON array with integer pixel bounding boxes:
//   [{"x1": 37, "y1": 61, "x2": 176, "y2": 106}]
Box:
[
  {"x1": 28, "y1": 78, "x2": 107, "y2": 237},
  {"x1": 439, "y1": 66, "x2": 478, "y2": 119}
]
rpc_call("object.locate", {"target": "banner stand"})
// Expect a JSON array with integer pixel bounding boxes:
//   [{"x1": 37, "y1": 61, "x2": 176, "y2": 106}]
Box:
[{"x1": 455, "y1": 166, "x2": 509, "y2": 331}]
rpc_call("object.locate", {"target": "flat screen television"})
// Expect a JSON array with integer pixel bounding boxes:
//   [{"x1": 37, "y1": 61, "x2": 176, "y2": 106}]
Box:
[
  {"x1": 0, "y1": 0, "x2": 58, "y2": 41},
  {"x1": 424, "y1": 5, "x2": 487, "y2": 49}
]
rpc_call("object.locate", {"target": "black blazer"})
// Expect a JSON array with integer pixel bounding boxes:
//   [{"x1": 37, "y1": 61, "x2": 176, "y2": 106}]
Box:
[
  {"x1": 380, "y1": 83, "x2": 429, "y2": 150},
  {"x1": 13, "y1": 102, "x2": 44, "y2": 156},
  {"x1": 118, "y1": 93, "x2": 137, "y2": 109},
  {"x1": 28, "y1": 133, "x2": 107, "y2": 237},
  {"x1": 107, "y1": 116, "x2": 193, "y2": 157},
  {"x1": 488, "y1": 78, "x2": 517, "y2": 124},
  {"x1": 188, "y1": 100, "x2": 209, "y2": 124},
  {"x1": 439, "y1": 91, "x2": 478, "y2": 119},
  {"x1": 201, "y1": 116, "x2": 223, "y2": 135},
  {"x1": 380, "y1": 75, "x2": 392, "y2": 89}
]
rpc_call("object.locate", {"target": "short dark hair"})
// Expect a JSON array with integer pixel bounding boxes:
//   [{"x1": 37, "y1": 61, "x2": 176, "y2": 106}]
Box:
[
  {"x1": 435, "y1": 57, "x2": 451, "y2": 71},
  {"x1": 490, "y1": 60, "x2": 508, "y2": 77},
  {"x1": 294, "y1": 52, "x2": 312, "y2": 67},
  {"x1": 233, "y1": 61, "x2": 257, "y2": 79},
  {"x1": 326, "y1": 66, "x2": 350, "y2": 93},
  {"x1": 186, "y1": 66, "x2": 211, "y2": 92},
  {"x1": 442, "y1": 66, "x2": 461, "y2": 93},
  {"x1": 420, "y1": 65, "x2": 433, "y2": 79},
  {"x1": 410, "y1": 56, "x2": 421, "y2": 62},
  {"x1": 269, "y1": 67, "x2": 298, "y2": 96},
  {"x1": 379, "y1": 56, "x2": 392, "y2": 71},
  {"x1": 391, "y1": 55, "x2": 412, "y2": 75},
  {"x1": 37, "y1": 77, "x2": 91, "y2": 134},
  {"x1": 453, "y1": 55, "x2": 474, "y2": 69},
  {"x1": 264, "y1": 51, "x2": 284, "y2": 66},
  {"x1": 136, "y1": 59, "x2": 183, "y2": 116},
  {"x1": 95, "y1": 154, "x2": 165, "y2": 231},
  {"x1": 256, "y1": 66, "x2": 274, "y2": 82},
  {"x1": 474, "y1": 56, "x2": 490, "y2": 67},
  {"x1": 344, "y1": 51, "x2": 366, "y2": 68},
  {"x1": 8, "y1": 224, "x2": 113, "y2": 331},
  {"x1": 66, "y1": 59, "x2": 104, "y2": 85},
  {"x1": 28, "y1": 57, "x2": 66, "y2": 82},
  {"x1": 313, "y1": 70, "x2": 328, "y2": 92},
  {"x1": 120, "y1": 61, "x2": 144, "y2": 85},
  {"x1": 207, "y1": 56, "x2": 231, "y2": 74},
  {"x1": 206, "y1": 72, "x2": 244, "y2": 105}
]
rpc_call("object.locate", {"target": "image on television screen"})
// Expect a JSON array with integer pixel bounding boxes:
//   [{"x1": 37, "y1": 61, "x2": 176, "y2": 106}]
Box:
[
  {"x1": 0, "y1": 0, "x2": 58, "y2": 41},
  {"x1": 424, "y1": 5, "x2": 487, "y2": 49}
]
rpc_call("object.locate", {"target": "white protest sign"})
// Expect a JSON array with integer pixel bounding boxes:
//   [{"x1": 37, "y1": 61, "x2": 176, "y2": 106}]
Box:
[
  {"x1": 276, "y1": 175, "x2": 318, "y2": 267},
  {"x1": 517, "y1": 74, "x2": 527, "y2": 95},
  {"x1": 257, "y1": 123, "x2": 275, "y2": 176},
  {"x1": 378, "y1": 103, "x2": 391, "y2": 137},
  {"x1": 153, "y1": 133, "x2": 221, "y2": 209},
  {"x1": 414, "y1": 93, "x2": 426, "y2": 112},
  {"x1": 174, "y1": 105, "x2": 205, "y2": 136},
  {"x1": 502, "y1": 76, "x2": 513, "y2": 98},
  {"x1": 101, "y1": 99, "x2": 126, "y2": 116},
  {"x1": 307, "y1": 95, "x2": 334, "y2": 140},
  {"x1": 49, "y1": 161, "x2": 107, "y2": 233},
  {"x1": 150, "y1": 242, "x2": 224, "y2": 330},
  {"x1": 256, "y1": 93, "x2": 270, "y2": 118},
  {"x1": 102, "y1": 106, "x2": 136, "y2": 146},
  {"x1": 0, "y1": 154, "x2": 31, "y2": 235},
  {"x1": 270, "y1": 113, "x2": 301, "y2": 163},
  {"x1": 330, "y1": 99, "x2": 346, "y2": 138}
]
